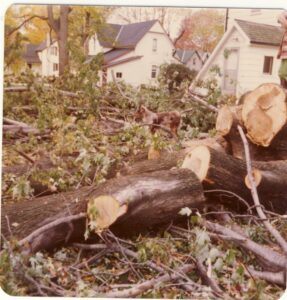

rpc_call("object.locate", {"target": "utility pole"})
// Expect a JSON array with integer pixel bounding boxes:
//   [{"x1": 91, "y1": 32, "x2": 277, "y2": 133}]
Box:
[{"x1": 225, "y1": 8, "x2": 229, "y2": 32}]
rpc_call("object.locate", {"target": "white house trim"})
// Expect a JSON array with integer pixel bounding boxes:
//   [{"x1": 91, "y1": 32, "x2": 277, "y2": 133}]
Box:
[{"x1": 191, "y1": 23, "x2": 249, "y2": 89}]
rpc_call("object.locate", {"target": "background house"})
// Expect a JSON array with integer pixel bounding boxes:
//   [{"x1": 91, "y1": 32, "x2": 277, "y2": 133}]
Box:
[
  {"x1": 194, "y1": 19, "x2": 284, "y2": 97},
  {"x1": 87, "y1": 20, "x2": 179, "y2": 86},
  {"x1": 226, "y1": 8, "x2": 283, "y2": 29},
  {"x1": 22, "y1": 44, "x2": 42, "y2": 75},
  {"x1": 176, "y1": 49, "x2": 209, "y2": 72},
  {"x1": 23, "y1": 38, "x2": 59, "y2": 77}
]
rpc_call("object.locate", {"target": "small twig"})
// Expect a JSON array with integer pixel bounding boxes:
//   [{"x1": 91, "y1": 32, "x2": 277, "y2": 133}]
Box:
[
  {"x1": 13, "y1": 149, "x2": 35, "y2": 164},
  {"x1": 195, "y1": 259, "x2": 223, "y2": 296},
  {"x1": 204, "y1": 189, "x2": 251, "y2": 209},
  {"x1": 5, "y1": 215, "x2": 13, "y2": 238},
  {"x1": 139, "y1": 123, "x2": 174, "y2": 136},
  {"x1": 188, "y1": 91, "x2": 218, "y2": 113},
  {"x1": 111, "y1": 70, "x2": 134, "y2": 103},
  {"x1": 238, "y1": 125, "x2": 287, "y2": 256},
  {"x1": 103, "y1": 264, "x2": 195, "y2": 298},
  {"x1": 76, "y1": 249, "x2": 109, "y2": 269},
  {"x1": 107, "y1": 230, "x2": 143, "y2": 280}
]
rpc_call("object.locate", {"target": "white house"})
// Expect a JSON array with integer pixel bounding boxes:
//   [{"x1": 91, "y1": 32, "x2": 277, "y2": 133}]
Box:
[
  {"x1": 176, "y1": 49, "x2": 209, "y2": 72},
  {"x1": 226, "y1": 8, "x2": 283, "y2": 29},
  {"x1": 193, "y1": 19, "x2": 284, "y2": 97},
  {"x1": 22, "y1": 38, "x2": 59, "y2": 77},
  {"x1": 86, "y1": 19, "x2": 179, "y2": 86}
]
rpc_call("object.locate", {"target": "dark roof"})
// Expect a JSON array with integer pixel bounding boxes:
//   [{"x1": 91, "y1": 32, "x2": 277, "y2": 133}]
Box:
[
  {"x1": 97, "y1": 20, "x2": 158, "y2": 48},
  {"x1": 235, "y1": 19, "x2": 284, "y2": 46},
  {"x1": 35, "y1": 41, "x2": 47, "y2": 52},
  {"x1": 35, "y1": 40, "x2": 57, "y2": 52},
  {"x1": 105, "y1": 56, "x2": 143, "y2": 68},
  {"x1": 176, "y1": 49, "x2": 196, "y2": 64},
  {"x1": 85, "y1": 48, "x2": 132, "y2": 65},
  {"x1": 22, "y1": 44, "x2": 41, "y2": 64},
  {"x1": 104, "y1": 48, "x2": 132, "y2": 63}
]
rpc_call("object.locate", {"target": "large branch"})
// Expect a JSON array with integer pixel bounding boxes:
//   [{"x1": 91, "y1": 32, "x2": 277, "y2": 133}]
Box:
[
  {"x1": 238, "y1": 125, "x2": 287, "y2": 256},
  {"x1": 7, "y1": 15, "x2": 48, "y2": 36},
  {"x1": 47, "y1": 5, "x2": 59, "y2": 34},
  {"x1": 203, "y1": 220, "x2": 287, "y2": 272}
]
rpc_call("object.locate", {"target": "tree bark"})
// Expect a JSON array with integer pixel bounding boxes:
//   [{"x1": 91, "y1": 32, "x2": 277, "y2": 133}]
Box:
[
  {"x1": 47, "y1": 5, "x2": 69, "y2": 75},
  {"x1": 2, "y1": 169, "x2": 204, "y2": 252},
  {"x1": 216, "y1": 105, "x2": 287, "y2": 161},
  {"x1": 181, "y1": 146, "x2": 287, "y2": 213}
]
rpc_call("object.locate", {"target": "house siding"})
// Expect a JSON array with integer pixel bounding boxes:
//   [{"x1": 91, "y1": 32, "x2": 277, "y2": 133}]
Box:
[
  {"x1": 199, "y1": 28, "x2": 246, "y2": 95},
  {"x1": 198, "y1": 26, "x2": 281, "y2": 97},
  {"x1": 186, "y1": 54, "x2": 202, "y2": 72},
  {"x1": 227, "y1": 9, "x2": 283, "y2": 28},
  {"x1": 237, "y1": 44, "x2": 280, "y2": 94},
  {"x1": 38, "y1": 43, "x2": 59, "y2": 77},
  {"x1": 104, "y1": 21, "x2": 177, "y2": 86}
]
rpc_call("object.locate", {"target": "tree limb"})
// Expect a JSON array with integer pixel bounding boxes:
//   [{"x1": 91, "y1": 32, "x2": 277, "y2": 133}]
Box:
[
  {"x1": 47, "y1": 5, "x2": 59, "y2": 34},
  {"x1": 188, "y1": 91, "x2": 218, "y2": 113},
  {"x1": 238, "y1": 125, "x2": 287, "y2": 256},
  {"x1": 202, "y1": 220, "x2": 287, "y2": 271},
  {"x1": 18, "y1": 213, "x2": 86, "y2": 249},
  {"x1": 102, "y1": 264, "x2": 195, "y2": 298},
  {"x1": 7, "y1": 15, "x2": 48, "y2": 37}
]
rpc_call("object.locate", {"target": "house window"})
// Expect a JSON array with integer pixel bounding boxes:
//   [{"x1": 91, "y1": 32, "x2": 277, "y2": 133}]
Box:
[
  {"x1": 50, "y1": 46, "x2": 57, "y2": 56},
  {"x1": 53, "y1": 63, "x2": 59, "y2": 72},
  {"x1": 193, "y1": 58, "x2": 196, "y2": 65},
  {"x1": 116, "y1": 72, "x2": 122, "y2": 78},
  {"x1": 92, "y1": 36, "x2": 97, "y2": 52},
  {"x1": 151, "y1": 65, "x2": 157, "y2": 78},
  {"x1": 152, "y1": 39, "x2": 157, "y2": 52},
  {"x1": 263, "y1": 56, "x2": 273, "y2": 74}
]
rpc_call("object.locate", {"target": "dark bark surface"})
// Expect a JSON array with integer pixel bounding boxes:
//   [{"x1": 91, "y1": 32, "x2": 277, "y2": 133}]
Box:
[{"x1": 2, "y1": 169, "x2": 204, "y2": 252}]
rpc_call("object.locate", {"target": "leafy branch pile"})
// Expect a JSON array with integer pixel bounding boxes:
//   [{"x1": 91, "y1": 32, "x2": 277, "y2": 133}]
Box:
[{"x1": 1, "y1": 70, "x2": 286, "y2": 299}]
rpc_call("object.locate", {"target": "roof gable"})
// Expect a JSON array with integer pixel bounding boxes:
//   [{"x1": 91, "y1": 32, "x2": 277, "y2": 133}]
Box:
[
  {"x1": 23, "y1": 43, "x2": 41, "y2": 64},
  {"x1": 235, "y1": 19, "x2": 284, "y2": 46},
  {"x1": 192, "y1": 26, "x2": 245, "y2": 86},
  {"x1": 97, "y1": 20, "x2": 158, "y2": 48}
]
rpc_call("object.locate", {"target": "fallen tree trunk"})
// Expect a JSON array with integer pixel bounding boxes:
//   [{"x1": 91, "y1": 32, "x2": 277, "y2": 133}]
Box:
[
  {"x1": 181, "y1": 146, "x2": 287, "y2": 214},
  {"x1": 244, "y1": 166, "x2": 287, "y2": 214},
  {"x1": 2, "y1": 169, "x2": 204, "y2": 253},
  {"x1": 3, "y1": 118, "x2": 48, "y2": 137},
  {"x1": 216, "y1": 105, "x2": 287, "y2": 161}
]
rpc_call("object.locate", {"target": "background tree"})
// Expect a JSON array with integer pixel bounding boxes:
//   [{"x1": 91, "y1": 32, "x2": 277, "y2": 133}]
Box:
[
  {"x1": 176, "y1": 9, "x2": 225, "y2": 52},
  {"x1": 67, "y1": 6, "x2": 112, "y2": 68},
  {"x1": 47, "y1": 5, "x2": 70, "y2": 75},
  {"x1": 159, "y1": 63, "x2": 197, "y2": 94},
  {"x1": 111, "y1": 7, "x2": 191, "y2": 38},
  {"x1": 4, "y1": 4, "x2": 111, "y2": 75},
  {"x1": 4, "y1": 5, "x2": 48, "y2": 72}
]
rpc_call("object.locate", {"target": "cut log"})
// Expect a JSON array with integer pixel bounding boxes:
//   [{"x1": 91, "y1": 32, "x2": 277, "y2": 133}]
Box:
[
  {"x1": 216, "y1": 105, "x2": 287, "y2": 161},
  {"x1": 181, "y1": 146, "x2": 287, "y2": 214},
  {"x1": 244, "y1": 165, "x2": 287, "y2": 214},
  {"x1": 241, "y1": 83, "x2": 286, "y2": 147},
  {"x1": 2, "y1": 169, "x2": 204, "y2": 252},
  {"x1": 216, "y1": 105, "x2": 244, "y2": 159}
]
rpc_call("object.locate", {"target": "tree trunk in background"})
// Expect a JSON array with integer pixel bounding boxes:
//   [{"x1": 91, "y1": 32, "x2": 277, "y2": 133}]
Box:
[{"x1": 47, "y1": 5, "x2": 69, "y2": 75}]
